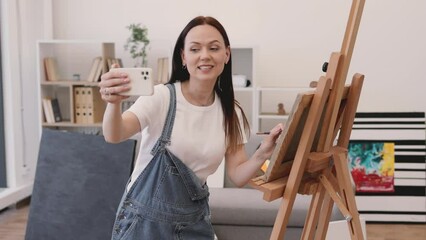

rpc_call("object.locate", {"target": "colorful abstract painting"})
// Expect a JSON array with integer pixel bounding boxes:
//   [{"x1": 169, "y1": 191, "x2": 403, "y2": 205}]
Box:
[{"x1": 348, "y1": 142, "x2": 395, "y2": 193}]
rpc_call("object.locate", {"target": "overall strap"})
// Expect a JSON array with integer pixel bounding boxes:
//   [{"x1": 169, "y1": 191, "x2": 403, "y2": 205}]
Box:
[
  {"x1": 151, "y1": 84, "x2": 176, "y2": 155},
  {"x1": 149, "y1": 83, "x2": 209, "y2": 200}
]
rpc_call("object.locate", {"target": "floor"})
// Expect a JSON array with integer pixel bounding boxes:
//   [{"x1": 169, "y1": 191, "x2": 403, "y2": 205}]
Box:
[{"x1": 0, "y1": 203, "x2": 425, "y2": 240}]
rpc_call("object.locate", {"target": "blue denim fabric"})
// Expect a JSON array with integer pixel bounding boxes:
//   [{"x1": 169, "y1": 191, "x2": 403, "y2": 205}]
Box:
[{"x1": 111, "y1": 84, "x2": 214, "y2": 240}]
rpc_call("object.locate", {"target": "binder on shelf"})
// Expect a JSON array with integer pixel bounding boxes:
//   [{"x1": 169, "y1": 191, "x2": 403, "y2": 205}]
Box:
[
  {"x1": 84, "y1": 86, "x2": 106, "y2": 124},
  {"x1": 74, "y1": 86, "x2": 105, "y2": 124},
  {"x1": 43, "y1": 57, "x2": 60, "y2": 81},
  {"x1": 73, "y1": 87, "x2": 84, "y2": 124},
  {"x1": 81, "y1": 87, "x2": 88, "y2": 123}
]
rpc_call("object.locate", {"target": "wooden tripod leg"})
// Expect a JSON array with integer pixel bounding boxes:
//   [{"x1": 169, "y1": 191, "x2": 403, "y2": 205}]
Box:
[
  {"x1": 314, "y1": 194, "x2": 334, "y2": 240},
  {"x1": 270, "y1": 170, "x2": 307, "y2": 239},
  {"x1": 319, "y1": 175, "x2": 352, "y2": 220},
  {"x1": 301, "y1": 183, "x2": 326, "y2": 240},
  {"x1": 332, "y1": 147, "x2": 364, "y2": 240},
  {"x1": 315, "y1": 169, "x2": 349, "y2": 239}
]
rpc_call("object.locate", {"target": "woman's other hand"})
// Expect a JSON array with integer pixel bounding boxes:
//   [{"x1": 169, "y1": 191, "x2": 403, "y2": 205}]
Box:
[
  {"x1": 224, "y1": 123, "x2": 284, "y2": 187},
  {"x1": 98, "y1": 64, "x2": 131, "y2": 104},
  {"x1": 257, "y1": 123, "x2": 284, "y2": 160}
]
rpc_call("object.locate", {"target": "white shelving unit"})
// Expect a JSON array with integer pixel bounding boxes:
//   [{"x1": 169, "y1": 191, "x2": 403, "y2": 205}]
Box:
[
  {"x1": 36, "y1": 40, "x2": 115, "y2": 135},
  {"x1": 231, "y1": 47, "x2": 257, "y2": 130}
]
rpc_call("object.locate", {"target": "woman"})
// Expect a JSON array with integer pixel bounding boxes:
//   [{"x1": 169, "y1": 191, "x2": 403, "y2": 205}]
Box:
[{"x1": 99, "y1": 16, "x2": 283, "y2": 240}]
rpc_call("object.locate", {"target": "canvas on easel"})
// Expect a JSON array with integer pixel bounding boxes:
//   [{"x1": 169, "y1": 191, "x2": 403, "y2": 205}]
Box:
[{"x1": 249, "y1": 0, "x2": 366, "y2": 239}]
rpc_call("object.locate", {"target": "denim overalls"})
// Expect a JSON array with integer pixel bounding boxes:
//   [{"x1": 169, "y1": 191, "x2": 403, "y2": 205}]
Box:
[{"x1": 111, "y1": 84, "x2": 214, "y2": 240}]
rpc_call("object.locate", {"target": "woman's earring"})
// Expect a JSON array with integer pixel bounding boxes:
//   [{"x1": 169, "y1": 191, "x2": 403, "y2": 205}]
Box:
[
  {"x1": 217, "y1": 77, "x2": 222, "y2": 92},
  {"x1": 182, "y1": 64, "x2": 187, "y2": 69}
]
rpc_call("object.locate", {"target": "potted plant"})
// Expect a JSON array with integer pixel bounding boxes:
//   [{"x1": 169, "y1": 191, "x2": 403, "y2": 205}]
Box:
[{"x1": 124, "y1": 23, "x2": 150, "y2": 67}]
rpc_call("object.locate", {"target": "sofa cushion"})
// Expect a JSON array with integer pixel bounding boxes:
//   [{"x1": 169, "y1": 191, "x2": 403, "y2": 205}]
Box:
[
  {"x1": 209, "y1": 188, "x2": 317, "y2": 227},
  {"x1": 213, "y1": 225, "x2": 302, "y2": 240}
]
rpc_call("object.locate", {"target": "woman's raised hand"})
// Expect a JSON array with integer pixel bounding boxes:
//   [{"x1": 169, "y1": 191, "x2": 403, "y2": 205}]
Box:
[{"x1": 98, "y1": 64, "x2": 131, "y2": 104}]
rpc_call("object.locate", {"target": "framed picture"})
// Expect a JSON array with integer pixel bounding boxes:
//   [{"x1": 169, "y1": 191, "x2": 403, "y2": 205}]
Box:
[{"x1": 348, "y1": 142, "x2": 395, "y2": 193}]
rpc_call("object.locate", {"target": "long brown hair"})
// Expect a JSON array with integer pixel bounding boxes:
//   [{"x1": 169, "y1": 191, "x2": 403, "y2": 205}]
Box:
[{"x1": 168, "y1": 16, "x2": 250, "y2": 153}]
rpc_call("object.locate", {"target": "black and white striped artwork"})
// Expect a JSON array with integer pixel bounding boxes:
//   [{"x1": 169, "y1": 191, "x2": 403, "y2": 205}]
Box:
[{"x1": 349, "y1": 112, "x2": 425, "y2": 223}]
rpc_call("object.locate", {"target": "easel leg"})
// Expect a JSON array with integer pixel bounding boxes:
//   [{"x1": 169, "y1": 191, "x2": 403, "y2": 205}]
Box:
[
  {"x1": 301, "y1": 183, "x2": 326, "y2": 240},
  {"x1": 314, "y1": 172, "x2": 341, "y2": 240},
  {"x1": 314, "y1": 194, "x2": 333, "y2": 240},
  {"x1": 270, "y1": 194, "x2": 295, "y2": 239},
  {"x1": 332, "y1": 148, "x2": 364, "y2": 240},
  {"x1": 270, "y1": 161, "x2": 312, "y2": 239}
]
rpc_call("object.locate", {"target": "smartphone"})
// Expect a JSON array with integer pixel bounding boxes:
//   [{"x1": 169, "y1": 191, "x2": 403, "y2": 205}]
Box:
[{"x1": 110, "y1": 68, "x2": 154, "y2": 96}]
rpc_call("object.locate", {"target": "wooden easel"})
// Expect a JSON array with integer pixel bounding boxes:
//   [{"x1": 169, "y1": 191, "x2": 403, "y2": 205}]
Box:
[{"x1": 249, "y1": 0, "x2": 366, "y2": 239}]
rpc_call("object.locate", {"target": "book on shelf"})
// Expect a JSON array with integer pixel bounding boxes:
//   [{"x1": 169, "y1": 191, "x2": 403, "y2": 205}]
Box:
[
  {"x1": 87, "y1": 57, "x2": 102, "y2": 82},
  {"x1": 93, "y1": 59, "x2": 104, "y2": 82},
  {"x1": 87, "y1": 57, "x2": 123, "y2": 82},
  {"x1": 50, "y1": 98, "x2": 63, "y2": 122},
  {"x1": 43, "y1": 57, "x2": 60, "y2": 81},
  {"x1": 42, "y1": 97, "x2": 62, "y2": 123},
  {"x1": 42, "y1": 98, "x2": 54, "y2": 123},
  {"x1": 107, "y1": 58, "x2": 113, "y2": 69},
  {"x1": 87, "y1": 56, "x2": 104, "y2": 82},
  {"x1": 156, "y1": 57, "x2": 169, "y2": 84},
  {"x1": 102, "y1": 57, "x2": 109, "y2": 77},
  {"x1": 106, "y1": 58, "x2": 123, "y2": 69},
  {"x1": 115, "y1": 58, "x2": 123, "y2": 68}
]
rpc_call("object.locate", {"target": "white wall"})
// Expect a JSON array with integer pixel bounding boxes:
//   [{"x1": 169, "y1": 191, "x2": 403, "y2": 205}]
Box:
[
  {"x1": 51, "y1": 0, "x2": 426, "y2": 112},
  {"x1": 0, "y1": 0, "x2": 50, "y2": 208}
]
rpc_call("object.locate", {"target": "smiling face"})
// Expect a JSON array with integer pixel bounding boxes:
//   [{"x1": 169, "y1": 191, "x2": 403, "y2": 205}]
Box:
[{"x1": 181, "y1": 24, "x2": 230, "y2": 84}]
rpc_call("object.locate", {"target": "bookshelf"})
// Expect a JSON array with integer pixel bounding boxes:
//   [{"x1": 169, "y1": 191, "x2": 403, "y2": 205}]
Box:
[
  {"x1": 231, "y1": 47, "x2": 256, "y2": 131},
  {"x1": 37, "y1": 40, "x2": 115, "y2": 131},
  {"x1": 230, "y1": 48, "x2": 311, "y2": 133}
]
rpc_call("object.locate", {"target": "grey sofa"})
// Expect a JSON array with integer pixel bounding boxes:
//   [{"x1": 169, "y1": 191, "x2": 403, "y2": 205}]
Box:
[{"x1": 208, "y1": 134, "x2": 343, "y2": 240}]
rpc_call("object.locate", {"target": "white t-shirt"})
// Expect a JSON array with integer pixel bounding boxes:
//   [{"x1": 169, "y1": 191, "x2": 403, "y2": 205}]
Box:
[{"x1": 126, "y1": 82, "x2": 246, "y2": 190}]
